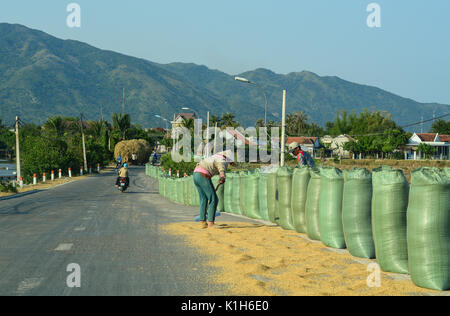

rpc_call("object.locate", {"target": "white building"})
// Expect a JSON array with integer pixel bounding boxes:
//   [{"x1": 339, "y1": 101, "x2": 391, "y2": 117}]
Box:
[
  {"x1": 320, "y1": 135, "x2": 355, "y2": 158},
  {"x1": 404, "y1": 133, "x2": 450, "y2": 160}
]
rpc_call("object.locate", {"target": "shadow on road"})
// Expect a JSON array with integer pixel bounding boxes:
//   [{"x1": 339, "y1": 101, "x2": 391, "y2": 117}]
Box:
[{"x1": 124, "y1": 192, "x2": 159, "y2": 195}]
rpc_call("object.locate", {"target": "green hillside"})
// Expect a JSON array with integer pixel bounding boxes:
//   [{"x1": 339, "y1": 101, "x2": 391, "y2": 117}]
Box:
[{"x1": 0, "y1": 23, "x2": 448, "y2": 129}]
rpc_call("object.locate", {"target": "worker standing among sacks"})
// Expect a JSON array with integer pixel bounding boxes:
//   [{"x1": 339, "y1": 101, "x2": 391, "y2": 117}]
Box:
[
  {"x1": 288, "y1": 142, "x2": 315, "y2": 167},
  {"x1": 194, "y1": 150, "x2": 234, "y2": 229}
]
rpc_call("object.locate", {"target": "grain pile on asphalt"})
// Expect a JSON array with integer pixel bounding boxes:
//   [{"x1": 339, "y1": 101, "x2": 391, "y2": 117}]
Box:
[{"x1": 163, "y1": 222, "x2": 448, "y2": 296}]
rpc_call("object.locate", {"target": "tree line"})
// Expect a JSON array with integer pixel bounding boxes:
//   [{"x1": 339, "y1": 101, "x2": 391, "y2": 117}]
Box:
[
  {"x1": 182, "y1": 109, "x2": 449, "y2": 159},
  {"x1": 0, "y1": 114, "x2": 165, "y2": 183}
]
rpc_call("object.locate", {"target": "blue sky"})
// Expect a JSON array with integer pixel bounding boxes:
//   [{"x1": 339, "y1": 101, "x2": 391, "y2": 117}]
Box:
[{"x1": 1, "y1": 0, "x2": 450, "y2": 105}]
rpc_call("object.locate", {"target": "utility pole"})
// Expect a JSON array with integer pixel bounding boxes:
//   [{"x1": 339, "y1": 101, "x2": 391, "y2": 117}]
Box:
[
  {"x1": 80, "y1": 114, "x2": 88, "y2": 172},
  {"x1": 206, "y1": 111, "x2": 210, "y2": 157},
  {"x1": 15, "y1": 116, "x2": 21, "y2": 182},
  {"x1": 280, "y1": 90, "x2": 287, "y2": 167},
  {"x1": 122, "y1": 88, "x2": 125, "y2": 115},
  {"x1": 214, "y1": 122, "x2": 218, "y2": 154}
]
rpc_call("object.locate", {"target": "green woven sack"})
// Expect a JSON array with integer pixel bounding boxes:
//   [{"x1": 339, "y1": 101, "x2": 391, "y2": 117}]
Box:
[
  {"x1": 408, "y1": 167, "x2": 450, "y2": 291},
  {"x1": 232, "y1": 172, "x2": 243, "y2": 215},
  {"x1": 372, "y1": 166, "x2": 409, "y2": 274},
  {"x1": 342, "y1": 168, "x2": 375, "y2": 259},
  {"x1": 158, "y1": 174, "x2": 162, "y2": 194},
  {"x1": 239, "y1": 171, "x2": 249, "y2": 217},
  {"x1": 224, "y1": 172, "x2": 233, "y2": 213},
  {"x1": 277, "y1": 167, "x2": 295, "y2": 230},
  {"x1": 444, "y1": 168, "x2": 450, "y2": 178},
  {"x1": 168, "y1": 178, "x2": 173, "y2": 201},
  {"x1": 178, "y1": 179, "x2": 185, "y2": 204},
  {"x1": 246, "y1": 169, "x2": 261, "y2": 219},
  {"x1": 306, "y1": 168, "x2": 322, "y2": 241},
  {"x1": 186, "y1": 177, "x2": 193, "y2": 206},
  {"x1": 164, "y1": 176, "x2": 169, "y2": 198},
  {"x1": 267, "y1": 170, "x2": 279, "y2": 224},
  {"x1": 258, "y1": 172, "x2": 270, "y2": 221},
  {"x1": 319, "y1": 167, "x2": 346, "y2": 249},
  {"x1": 291, "y1": 166, "x2": 311, "y2": 233}
]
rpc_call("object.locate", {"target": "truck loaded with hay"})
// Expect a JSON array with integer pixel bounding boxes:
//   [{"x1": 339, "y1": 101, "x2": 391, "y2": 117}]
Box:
[{"x1": 114, "y1": 139, "x2": 151, "y2": 165}]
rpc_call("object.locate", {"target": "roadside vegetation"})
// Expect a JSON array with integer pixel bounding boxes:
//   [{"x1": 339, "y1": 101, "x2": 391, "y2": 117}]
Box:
[{"x1": 0, "y1": 113, "x2": 166, "y2": 184}]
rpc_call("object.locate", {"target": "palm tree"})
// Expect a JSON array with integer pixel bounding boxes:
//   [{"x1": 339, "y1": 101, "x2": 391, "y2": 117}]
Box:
[
  {"x1": 221, "y1": 112, "x2": 237, "y2": 128},
  {"x1": 44, "y1": 116, "x2": 65, "y2": 138},
  {"x1": 182, "y1": 118, "x2": 195, "y2": 134},
  {"x1": 255, "y1": 118, "x2": 265, "y2": 128},
  {"x1": 210, "y1": 114, "x2": 221, "y2": 127},
  {"x1": 86, "y1": 120, "x2": 104, "y2": 139},
  {"x1": 112, "y1": 113, "x2": 131, "y2": 140},
  {"x1": 286, "y1": 111, "x2": 309, "y2": 135}
]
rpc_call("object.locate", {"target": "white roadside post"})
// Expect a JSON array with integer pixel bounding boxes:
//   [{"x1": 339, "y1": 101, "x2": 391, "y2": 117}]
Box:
[
  {"x1": 59, "y1": 169, "x2": 62, "y2": 179},
  {"x1": 97, "y1": 163, "x2": 100, "y2": 173},
  {"x1": 33, "y1": 173, "x2": 37, "y2": 185},
  {"x1": 51, "y1": 170, "x2": 55, "y2": 181},
  {"x1": 177, "y1": 170, "x2": 180, "y2": 178},
  {"x1": 80, "y1": 166, "x2": 83, "y2": 176},
  {"x1": 43, "y1": 173, "x2": 46, "y2": 183},
  {"x1": 89, "y1": 165, "x2": 92, "y2": 174},
  {"x1": 169, "y1": 168, "x2": 172, "y2": 177},
  {"x1": 68, "y1": 168, "x2": 72, "y2": 178},
  {"x1": 19, "y1": 177, "x2": 23, "y2": 188}
]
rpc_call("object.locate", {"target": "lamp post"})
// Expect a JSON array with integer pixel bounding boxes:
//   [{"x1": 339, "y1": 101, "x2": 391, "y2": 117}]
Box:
[
  {"x1": 155, "y1": 115, "x2": 169, "y2": 130},
  {"x1": 181, "y1": 107, "x2": 199, "y2": 119},
  {"x1": 235, "y1": 77, "x2": 269, "y2": 125}
]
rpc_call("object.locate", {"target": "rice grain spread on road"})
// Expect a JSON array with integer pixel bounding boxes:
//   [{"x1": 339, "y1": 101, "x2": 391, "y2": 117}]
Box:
[{"x1": 163, "y1": 222, "x2": 448, "y2": 296}]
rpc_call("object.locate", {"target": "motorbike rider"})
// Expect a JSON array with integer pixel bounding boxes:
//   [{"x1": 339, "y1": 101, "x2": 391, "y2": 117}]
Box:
[
  {"x1": 116, "y1": 155, "x2": 123, "y2": 169},
  {"x1": 115, "y1": 163, "x2": 130, "y2": 188},
  {"x1": 151, "y1": 152, "x2": 158, "y2": 165}
]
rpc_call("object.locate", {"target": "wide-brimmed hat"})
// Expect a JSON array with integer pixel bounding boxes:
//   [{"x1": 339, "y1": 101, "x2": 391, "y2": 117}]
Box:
[
  {"x1": 213, "y1": 150, "x2": 235, "y2": 163},
  {"x1": 288, "y1": 142, "x2": 301, "y2": 153}
]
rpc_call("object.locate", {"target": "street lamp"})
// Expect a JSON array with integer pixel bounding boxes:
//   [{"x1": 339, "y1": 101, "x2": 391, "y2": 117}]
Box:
[
  {"x1": 181, "y1": 107, "x2": 199, "y2": 119},
  {"x1": 235, "y1": 77, "x2": 269, "y2": 125},
  {"x1": 155, "y1": 115, "x2": 169, "y2": 130}
]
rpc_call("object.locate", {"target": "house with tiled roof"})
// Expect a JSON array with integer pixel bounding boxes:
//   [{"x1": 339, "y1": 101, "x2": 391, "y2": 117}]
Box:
[
  {"x1": 405, "y1": 133, "x2": 450, "y2": 160},
  {"x1": 224, "y1": 128, "x2": 258, "y2": 147},
  {"x1": 171, "y1": 113, "x2": 197, "y2": 129}
]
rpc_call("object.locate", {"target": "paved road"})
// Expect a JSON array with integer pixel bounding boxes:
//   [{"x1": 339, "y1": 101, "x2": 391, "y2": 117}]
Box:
[{"x1": 0, "y1": 166, "x2": 251, "y2": 296}]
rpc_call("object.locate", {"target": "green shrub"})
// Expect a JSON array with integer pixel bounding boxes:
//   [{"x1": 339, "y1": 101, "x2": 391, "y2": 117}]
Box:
[
  {"x1": 160, "y1": 153, "x2": 197, "y2": 177},
  {"x1": 0, "y1": 182, "x2": 18, "y2": 193}
]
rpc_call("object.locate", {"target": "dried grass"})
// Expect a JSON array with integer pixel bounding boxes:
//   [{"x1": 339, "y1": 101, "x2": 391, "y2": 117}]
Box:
[{"x1": 114, "y1": 139, "x2": 151, "y2": 164}]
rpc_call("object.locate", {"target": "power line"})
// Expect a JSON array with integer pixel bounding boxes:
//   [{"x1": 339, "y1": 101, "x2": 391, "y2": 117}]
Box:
[
  {"x1": 401, "y1": 113, "x2": 449, "y2": 129},
  {"x1": 348, "y1": 113, "x2": 450, "y2": 137}
]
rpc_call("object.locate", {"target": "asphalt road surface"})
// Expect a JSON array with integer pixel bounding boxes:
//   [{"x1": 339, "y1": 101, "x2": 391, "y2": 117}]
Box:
[{"x1": 0, "y1": 166, "x2": 254, "y2": 296}]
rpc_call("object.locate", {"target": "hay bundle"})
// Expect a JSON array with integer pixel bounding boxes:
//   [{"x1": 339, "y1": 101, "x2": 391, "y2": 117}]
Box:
[{"x1": 114, "y1": 139, "x2": 151, "y2": 164}]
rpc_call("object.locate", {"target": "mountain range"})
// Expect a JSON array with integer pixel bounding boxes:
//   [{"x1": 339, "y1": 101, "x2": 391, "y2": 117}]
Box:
[{"x1": 0, "y1": 23, "x2": 448, "y2": 130}]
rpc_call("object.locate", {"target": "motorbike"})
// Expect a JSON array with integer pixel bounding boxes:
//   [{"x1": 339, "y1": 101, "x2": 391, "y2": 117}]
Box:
[{"x1": 117, "y1": 177, "x2": 128, "y2": 193}]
